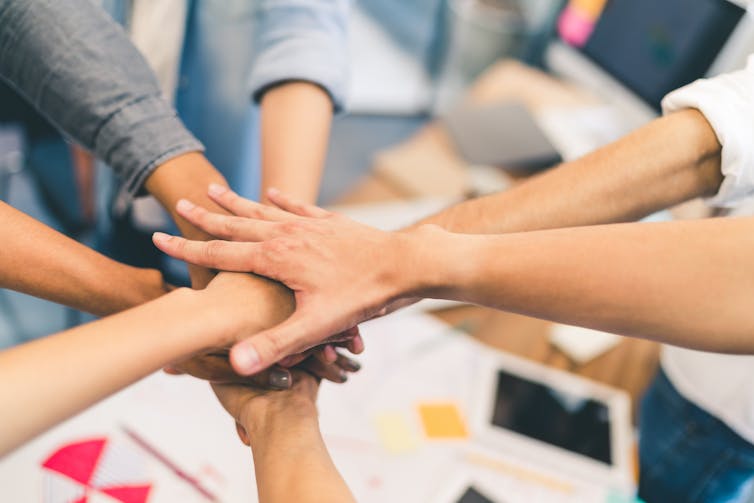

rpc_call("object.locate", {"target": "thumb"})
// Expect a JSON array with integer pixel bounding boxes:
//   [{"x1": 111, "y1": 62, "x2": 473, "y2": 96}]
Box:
[{"x1": 230, "y1": 313, "x2": 314, "y2": 376}]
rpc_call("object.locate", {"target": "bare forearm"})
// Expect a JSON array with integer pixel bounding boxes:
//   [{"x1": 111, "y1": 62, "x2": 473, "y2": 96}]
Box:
[
  {"x1": 421, "y1": 109, "x2": 722, "y2": 233},
  {"x1": 145, "y1": 152, "x2": 233, "y2": 287},
  {"x1": 259, "y1": 82, "x2": 333, "y2": 204},
  {"x1": 416, "y1": 218, "x2": 754, "y2": 353},
  {"x1": 0, "y1": 202, "x2": 165, "y2": 315},
  {"x1": 247, "y1": 406, "x2": 354, "y2": 503},
  {"x1": 0, "y1": 288, "x2": 225, "y2": 456}
]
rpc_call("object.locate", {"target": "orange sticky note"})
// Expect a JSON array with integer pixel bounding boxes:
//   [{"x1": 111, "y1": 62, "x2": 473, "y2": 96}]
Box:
[
  {"x1": 572, "y1": 0, "x2": 608, "y2": 19},
  {"x1": 417, "y1": 403, "x2": 468, "y2": 439}
]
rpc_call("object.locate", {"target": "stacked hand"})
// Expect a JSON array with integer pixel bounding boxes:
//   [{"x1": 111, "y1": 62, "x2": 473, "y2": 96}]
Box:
[
  {"x1": 153, "y1": 185, "x2": 441, "y2": 376},
  {"x1": 170, "y1": 271, "x2": 363, "y2": 388},
  {"x1": 212, "y1": 368, "x2": 320, "y2": 446}
]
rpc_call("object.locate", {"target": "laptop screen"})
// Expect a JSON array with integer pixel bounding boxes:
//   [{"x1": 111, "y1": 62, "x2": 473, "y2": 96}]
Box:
[
  {"x1": 491, "y1": 369, "x2": 613, "y2": 465},
  {"x1": 558, "y1": 0, "x2": 745, "y2": 109}
]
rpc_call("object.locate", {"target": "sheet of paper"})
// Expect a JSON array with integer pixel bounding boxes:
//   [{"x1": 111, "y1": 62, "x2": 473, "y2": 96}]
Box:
[
  {"x1": 549, "y1": 324, "x2": 621, "y2": 364},
  {"x1": 2, "y1": 312, "x2": 627, "y2": 503},
  {"x1": 0, "y1": 373, "x2": 257, "y2": 502}
]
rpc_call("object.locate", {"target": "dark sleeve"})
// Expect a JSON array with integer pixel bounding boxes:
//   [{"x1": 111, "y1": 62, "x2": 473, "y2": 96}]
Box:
[{"x1": 0, "y1": 0, "x2": 204, "y2": 197}]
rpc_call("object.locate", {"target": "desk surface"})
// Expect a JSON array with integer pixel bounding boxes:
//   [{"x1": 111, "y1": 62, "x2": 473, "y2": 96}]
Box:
[{"x1": 333, "y1": 60, "x2": 660, "y2": 421}]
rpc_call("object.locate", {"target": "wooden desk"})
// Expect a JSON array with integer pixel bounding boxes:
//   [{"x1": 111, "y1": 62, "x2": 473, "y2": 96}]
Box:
[{"x1": 335, "y1": 59, "x2": 660, "y2": 420}]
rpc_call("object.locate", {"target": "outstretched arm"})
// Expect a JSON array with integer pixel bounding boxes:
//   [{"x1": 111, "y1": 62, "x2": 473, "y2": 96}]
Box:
[
  {"x1": 154, "y1": 192, "x2": 754, "y2": 369},
  {"x1": 0, "y1": 201, "x2": 168, "y2": 316},
  {"x1": 420, "y1": 108, "x2": 722, "y2": 234},
  {"x1": 411, "y1": 217, "x2": 754, "y2": 354},
  {"x1": 0, "y1": 272, "x2": 293, "y2": 457},
  {"x1": 213, "y1": 371, "x2": 355, "y2": 503}
]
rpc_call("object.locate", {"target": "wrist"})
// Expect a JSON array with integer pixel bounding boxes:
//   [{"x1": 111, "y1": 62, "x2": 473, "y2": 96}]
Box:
[
  {"x1": 395, "y1": 224, "x2": 450, "y2": 297},
  {"x1": 243, "y1": 396, "x2": 319, "y2": 441},
  {"x1": 129, "y1": 267, "x2": 170, "y2": 305},
  {"x1": 396, "y1": 225, "x2": 466, "y2": 300}
]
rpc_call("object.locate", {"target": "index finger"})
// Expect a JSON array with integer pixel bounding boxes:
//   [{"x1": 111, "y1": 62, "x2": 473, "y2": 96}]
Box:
[{"x1": 152, "y1": 233, "x2": 268, "y2": 274}]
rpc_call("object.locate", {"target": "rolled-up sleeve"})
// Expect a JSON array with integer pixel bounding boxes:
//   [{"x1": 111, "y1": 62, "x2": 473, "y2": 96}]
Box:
[
  {"x1": 0, "y1": 0, "x2": 204, "y2": 197},
  {"x1": 249, "y1": 0, "x2": 349, "y2": 113},
  {"x1": 662, "y1": 55, "x2": 754, "y2": 208}
]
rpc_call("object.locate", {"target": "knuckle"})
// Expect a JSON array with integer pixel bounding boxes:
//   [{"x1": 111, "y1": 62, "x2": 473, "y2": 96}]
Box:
[
  {"x1": 221, "y1": 217, "x2": 241, "y2": 238},
  {"x1": 202, "y1": 240, "x2": 223, "y2": 263},
  {"x1": 279, "y1": 221, "x2": 301, "y2": 234},
  {"x1": 264, "y1": 238, "x2": 289, "y2": 256}
]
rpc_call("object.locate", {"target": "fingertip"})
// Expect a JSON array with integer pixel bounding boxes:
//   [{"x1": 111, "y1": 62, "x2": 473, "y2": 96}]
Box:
[
  {"x1": 269, "y1": 367, "x2": 292, "y2": 390},
  {"x1": 152, "y1": 232, "x2": 173, "y2": 248},
  {"x1": 324, "y1": 344, "x2": 338, "y2": 363},
  {"x1": 230, "y1": 342, "x2": 263, "y2": 376},
  {"x1": 350, "y1": 334, "x2": 365, "y2": 355},
  {"x1": 208, "y1": 183, "x2": 229, "y2": 199},
  {"x1": 175, "y1": 198, "x2": 195, "y2": 215}
]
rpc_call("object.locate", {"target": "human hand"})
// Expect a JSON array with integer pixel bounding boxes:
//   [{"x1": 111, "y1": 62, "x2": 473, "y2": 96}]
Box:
[
  {"x1": 165, "y1": 343, "x2": 361, "y2": 388},
  {"x1": 212, "y1": 369, "x2": 320, "y2": 446},
  {"x1": 153, "y1": 186, "x2": 439, "y2": 375},
  {"x1": 186, "y1": 270, "x2": 364, "y2": 377}
]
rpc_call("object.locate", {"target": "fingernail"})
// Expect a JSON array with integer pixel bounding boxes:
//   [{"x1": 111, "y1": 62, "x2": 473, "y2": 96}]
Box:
[
  {"x1": 269, "y1": 369, "x2": 292, "y2": 390},
  {"x1": 267, "y1": 187, "x2": 280, "y2": 196},
  {"x1": 343, "y1": 358, "x2": 361, "y2": 372},
  {"x1": 208, "y1": 183, "x2": 228, "y2": 198},
  {"x1": 152, "y1": 232, "x2": 172, "y2": 246},
  {"x1": 325, "y1": 345, "x2": 338, "y2": 363},
  {"x1": 232, "y1": 345, "x2": 261, "y2": 375},
  {"x1": 339, "y1": 370, "x2": 349, "y2": 382},
  {"x1": 176, "y1": 199, "x2": 195, "y2": 213}
]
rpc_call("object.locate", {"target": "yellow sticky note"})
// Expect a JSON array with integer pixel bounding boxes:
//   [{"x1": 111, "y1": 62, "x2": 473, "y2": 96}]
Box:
[
  {"x1": 417, "y1": 403, "x2": 468, "y2": 439},
  {"x1": 374, "y1": 412, "x2": 419, "y2": 454}
]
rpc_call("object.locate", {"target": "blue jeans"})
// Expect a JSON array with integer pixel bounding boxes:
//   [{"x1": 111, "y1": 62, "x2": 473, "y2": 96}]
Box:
[{"x1": 639, "y1": 369, "x2": 754, "y2": 503}]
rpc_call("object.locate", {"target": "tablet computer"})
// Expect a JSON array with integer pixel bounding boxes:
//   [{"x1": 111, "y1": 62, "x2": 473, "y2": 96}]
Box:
[{"x1": 471, "y1": 351, "x2": 634, "y2": 494}]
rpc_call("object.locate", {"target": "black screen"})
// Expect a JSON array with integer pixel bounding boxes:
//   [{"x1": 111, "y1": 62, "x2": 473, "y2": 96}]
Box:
[
  {"x1": 457, "y1": 487, "x2": 497, "y2": 503},
  {"x1": 491, "y1": 370, "x2": 612, "y2": 465},
  {"x1": 578, "y1": 0, "x2": 744, "y2": 109}
]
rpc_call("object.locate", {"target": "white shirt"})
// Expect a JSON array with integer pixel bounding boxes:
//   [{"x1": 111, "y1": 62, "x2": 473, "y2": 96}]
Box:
[{"x1": 659, "y1": 56, "x2": 754, "y2": 445}]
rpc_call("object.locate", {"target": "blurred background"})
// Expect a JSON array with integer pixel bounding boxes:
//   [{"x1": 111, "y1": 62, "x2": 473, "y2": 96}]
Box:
[
  {"x1": 2, "y1": 1, "x2": 754, "y2": 501},
  {"x1": 0, "y1": 0, "x2": 565, "y2": 346}
]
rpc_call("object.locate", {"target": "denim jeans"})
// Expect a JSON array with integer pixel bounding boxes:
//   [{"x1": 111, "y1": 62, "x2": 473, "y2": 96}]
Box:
[{"x1": 639, "y1": 369, "x2": 754, "y2": 503}]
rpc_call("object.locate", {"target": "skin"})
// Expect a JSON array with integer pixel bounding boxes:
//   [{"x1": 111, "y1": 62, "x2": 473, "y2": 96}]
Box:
[
  {"x1": 213, "y1": 371, "x2": 355, "y2": 503},
  {"x1": 152, "y1": 109, "x2": 746, "y2": 373},
  {"x1": 259, "y1": 82, "x2": 334, "y2": 205},
  {"x1": 0, "y1": 201, "x2": 168, "y2": 316},
  {"x1": 143, "y1": 152, "x2": 363, "y2": 378},
  {"x1": 0, "y1": 272, "x2": 287, "y2": 457}
]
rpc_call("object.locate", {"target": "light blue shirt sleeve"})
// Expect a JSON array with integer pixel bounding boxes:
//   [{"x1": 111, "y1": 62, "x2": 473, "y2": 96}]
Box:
[{"x1": 248, "y1": 0, "x2": 349, "y2": 113}]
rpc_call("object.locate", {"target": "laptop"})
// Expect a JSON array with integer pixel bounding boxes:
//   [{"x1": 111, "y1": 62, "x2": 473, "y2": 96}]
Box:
[{"x1": 543, "y1": 0, "x2": 754, "y2": 153}]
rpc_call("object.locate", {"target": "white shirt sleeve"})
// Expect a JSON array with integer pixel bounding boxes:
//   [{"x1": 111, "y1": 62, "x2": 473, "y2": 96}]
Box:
[{"x1": 662, "y1": 55, "x2": 754, "y2": 208}]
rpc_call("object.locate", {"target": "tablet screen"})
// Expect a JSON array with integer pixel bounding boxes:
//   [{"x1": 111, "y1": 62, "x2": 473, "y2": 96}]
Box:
[
  {"x1": 491, "y1": 370, "x2": 612, "y2": 465},
  {"x1": 456, "y1": 487, "x2": 497, "y2": 503}
]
